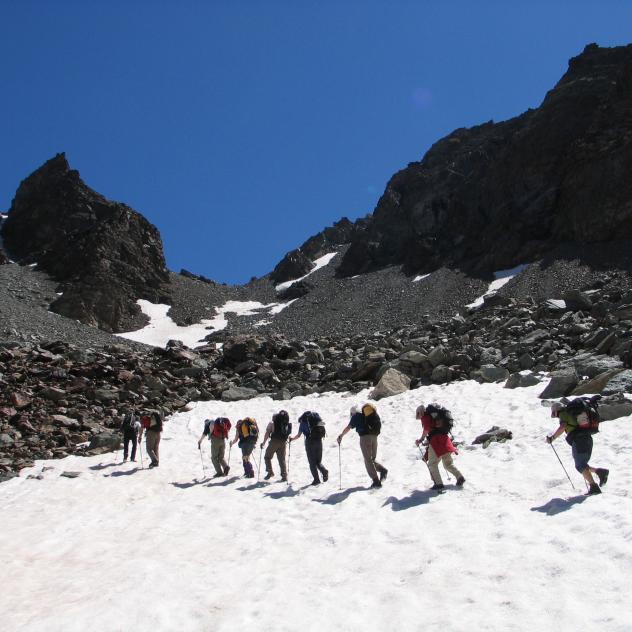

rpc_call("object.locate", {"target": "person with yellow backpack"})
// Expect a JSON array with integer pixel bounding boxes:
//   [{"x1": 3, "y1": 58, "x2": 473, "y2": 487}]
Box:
[
  {"x1": 230, "y1": 417, "x2": 259, "y2": 478},
  {"x1": 337, "y1": 403, "x2": 387, "y2": 488}
]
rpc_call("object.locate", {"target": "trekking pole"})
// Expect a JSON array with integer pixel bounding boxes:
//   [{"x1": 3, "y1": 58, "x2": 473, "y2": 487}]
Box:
[
  {"x1": 228, "y1": 443, "x2": 232, "y2": 467},
  {"x1": 139, "y1": 441, "x2": 144, "y2": 470},
  {"x1": 550, "y1": 442, "x2": 576, "y2": 490},
  {"x1": 257, "y1": 445, "x2": 263, "y2": 481},
  {"x1": 338, "y1": 444, "x2": 342, "y2": 490},
  {"x1": 287, "y1": 439, "x2": 291, "y2": 479},
  {"x1": 199, "y1": 446, "x2": 206, "y2": 478}
]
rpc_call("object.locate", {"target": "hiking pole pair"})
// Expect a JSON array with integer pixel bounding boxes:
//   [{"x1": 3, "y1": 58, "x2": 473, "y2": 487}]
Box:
[{"x1": 549, "y1": 441, "x2": 576, "y2": 491}]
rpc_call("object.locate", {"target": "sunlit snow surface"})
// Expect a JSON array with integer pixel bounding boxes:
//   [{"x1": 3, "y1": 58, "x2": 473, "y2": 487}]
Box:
[
  {"x1": 275, "y1": 251, "x2": 338, "y2": 291},
  {"x1": 117, "y1": 299, "x2": 294, "y2": 348},
  {"x1": 467, "y1": 263, "x2": 530, "y2": 308},
  {"x1": 2, "y1": 381, "x2": 631, "y2": 631}
]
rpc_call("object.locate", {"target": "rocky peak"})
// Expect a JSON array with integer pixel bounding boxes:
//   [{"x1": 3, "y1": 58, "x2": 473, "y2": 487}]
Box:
[
  {"x1": 336, "y1": 43, "x2": 632, "y2": 278},
  {"x1": 1, "y1": 153, "x2": 171, "y2": 332}
]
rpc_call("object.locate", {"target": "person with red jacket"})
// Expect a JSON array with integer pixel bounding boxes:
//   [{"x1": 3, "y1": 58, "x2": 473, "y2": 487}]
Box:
[{"x1": 415, "y1": 404, "x2": 465, "y2": 491}]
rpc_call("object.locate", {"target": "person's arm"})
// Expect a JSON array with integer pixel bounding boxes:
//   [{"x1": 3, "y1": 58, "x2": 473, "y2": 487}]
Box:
[
  {"x1": 289, "y1": 427, "x2": 303, "y2": 442},
  {"x1": 337, "y1": 424, "x2": 352, "y2": 444},
  {"x1": 261, "y1": 422, "x2": 273, "y2": 448},
  {"x1": 230, "y1": 426, "x2": 239, "y2": 446},
  {"x1": 546, "y1": 423, "x2": 566, "y2": 443}
]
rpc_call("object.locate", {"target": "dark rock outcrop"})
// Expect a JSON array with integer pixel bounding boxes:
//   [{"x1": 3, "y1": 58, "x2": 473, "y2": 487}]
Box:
[
  {"x1": 336, "y1": 43, "x2": 632, "y2": 278},
  {"x1": 1, "y1": 154, "x2": 170, "y2": 332}
]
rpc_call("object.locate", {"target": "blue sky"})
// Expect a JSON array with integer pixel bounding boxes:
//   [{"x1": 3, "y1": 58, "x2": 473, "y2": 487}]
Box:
[{"x1": 1, "y1": 1, "x2": 631, "y2": 284}]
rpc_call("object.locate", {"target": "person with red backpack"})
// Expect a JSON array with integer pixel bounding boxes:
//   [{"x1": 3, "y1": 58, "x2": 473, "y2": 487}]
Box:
[
  {"x1": 415, "y1": 404, "x2": 465, "y2": 491},
  {"x1": 547, "y1": 398, "x2": 608, "y2": 495},
  {"x1": 260, "y1": 410, "x2": 291, "y2": 481},
  {"x1": 198, "y1": 417, "x2": 231, "y2": 478},
  {"x1": 230, "y1": 417, "x2": 259, "y2": 478}
]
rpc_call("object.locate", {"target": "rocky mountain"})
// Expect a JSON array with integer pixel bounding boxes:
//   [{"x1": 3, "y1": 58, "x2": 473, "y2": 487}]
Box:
[
  {"x1": 0, "y1": 154, "x2": 171, "y2": 333},
  {"x1": 275, "y1": 44, "x2": 632, "y2": 280}
]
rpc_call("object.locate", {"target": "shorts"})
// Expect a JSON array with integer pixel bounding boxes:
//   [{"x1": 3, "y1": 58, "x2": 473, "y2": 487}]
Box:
[{"x1": 571, "y1": 433, "x2": 593, "y2": 473}]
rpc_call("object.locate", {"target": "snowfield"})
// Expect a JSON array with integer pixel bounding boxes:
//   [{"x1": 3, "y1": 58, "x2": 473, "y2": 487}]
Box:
[{"x1": 1, "y1": 381, "x2": 631, "y2": 632}]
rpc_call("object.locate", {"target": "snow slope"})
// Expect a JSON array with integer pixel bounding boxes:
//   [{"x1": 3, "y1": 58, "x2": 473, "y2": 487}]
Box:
[
  {"x1": 467, "y1": 264, "x2": 530, "y2": 308},
  {"x1": 1, "y1": 381, "x2": 631, "y2": 632}
]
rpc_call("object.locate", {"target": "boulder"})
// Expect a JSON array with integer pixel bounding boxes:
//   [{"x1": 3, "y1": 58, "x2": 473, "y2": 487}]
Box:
[
  {"x1": 479, "y1": 365, "x2": 510, "y2": 383},
  {"x1": 602, "y1": 370, "x2": 632, "y2": 395},
  {"x1": 88, "y1": 433, "x2": 121, "y2": 451},
  {"x1": 504, "y1": 372, "x2": 541, "y2": 389},
  {"x1": 221, "y1": 386, "x2": 259, "y2": 402},
  {"x1": 472, "y1": 426, "x2": 513, "y2": 447},
  {"x1": 369, "y1": 368, "x2": 411, "y2": 400},
  {"x1": 539, "y1": 367, "x2": 579, "y2": 399}
]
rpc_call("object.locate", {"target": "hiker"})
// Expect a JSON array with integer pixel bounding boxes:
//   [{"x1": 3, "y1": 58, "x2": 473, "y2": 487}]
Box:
[
  {"x1": 139, "y1": 410, "x2": 163, "y2": 468},
  {"x1": 198, "y1": 417, "x2": 231, "y2": 478},
  {"x1": 337, "y1": 404, "x2": 387, "y2": 488},
  {"x1": 289, "y1": 411, "x2": 328, "y2": 486},
  {"x1": 415, "y1": 404, "x2": 465, "y2": 491},
  {"x1": 547, "y1": 400, "x2": 609, "y2": 495},
  {"x1": 260, "y1": 410, "x2": 290, "y2": 481},
  {"x1": 230, "y1": 417, "x2": 259, "y2": 478},
  {"x1": 119, "y1": 409, "x2": 141, "y2": 462}
]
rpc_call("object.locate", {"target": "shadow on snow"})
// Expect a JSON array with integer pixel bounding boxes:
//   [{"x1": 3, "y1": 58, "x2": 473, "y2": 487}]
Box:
[
  {"x1": 383, "y1": 489, "x2": 442, "y2": 511},
  {"x1": 312, "y1": 486, "x2": 367, "y2": 505},
  {"x1": 530, "y1": 495, "x2": 588, "y2": 516}
]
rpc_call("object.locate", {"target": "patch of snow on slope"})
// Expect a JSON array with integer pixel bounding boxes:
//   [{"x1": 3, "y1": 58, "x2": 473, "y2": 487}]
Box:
[
  {"x1": 118, "y1": 299, "x2": 291, "y2": 348},
  {"x1": 2, "y1": 380, "x2": 631, "y2": 631},
  {"x1": 467, "y1": 263, "x2": 530, "y2": 308},
  {"x1": 413, "y1": 273, "x2": 431, "y2": 283},
  {"x1": 275, "y1": 252, "x2": 338, "y2": 291}
]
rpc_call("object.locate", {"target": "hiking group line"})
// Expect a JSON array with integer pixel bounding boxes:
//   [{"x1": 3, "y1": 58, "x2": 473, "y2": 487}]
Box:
[{"x1": 118, "y1": 395, "x2": 610, "y2": 496}]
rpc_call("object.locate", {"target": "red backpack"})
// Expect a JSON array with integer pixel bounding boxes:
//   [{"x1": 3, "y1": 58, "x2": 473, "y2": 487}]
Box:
[{"x1": 211, "y1": 417, "x2": 231, "y2": 439}]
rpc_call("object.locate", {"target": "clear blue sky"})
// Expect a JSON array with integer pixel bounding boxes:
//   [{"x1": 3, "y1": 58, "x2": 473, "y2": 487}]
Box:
[{"x1": 1, "y1": 1, "x2": 631, "y2": 284}]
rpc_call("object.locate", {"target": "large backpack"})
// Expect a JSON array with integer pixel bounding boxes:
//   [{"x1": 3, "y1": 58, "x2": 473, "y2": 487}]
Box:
[
  {"x1": 271, "y1": 410, "x2": 292, "y2": 440},
  {"x1": 238, "y1": 417, "x2": 259, "y2": 440},
  {"x1": 212, "y1": 417, "x2": 231, "y2": 439},
  {"x1": 121, "y1": 413, "x2": 137, "y2": 436},
  {"x1": 425, "y1": 403, "x2": 453, "y2": 436},
  {"x1": 150, "y1": 411, "x2": 163, "y2": 432},
  {"x1": 362, "y1": 404, "x2": 381, "y2": 436},
  {"x1": 564, "y1": 396, "x2": 601, "y2": 434},
  {"x1": 300, "y1": 411, "x2": 326, "y2": 439}
]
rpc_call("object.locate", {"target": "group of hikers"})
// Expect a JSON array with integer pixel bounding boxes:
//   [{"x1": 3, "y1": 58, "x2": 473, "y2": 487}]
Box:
[{"x1": 118, "y1": 394, "x2": 609, "y2": 495}]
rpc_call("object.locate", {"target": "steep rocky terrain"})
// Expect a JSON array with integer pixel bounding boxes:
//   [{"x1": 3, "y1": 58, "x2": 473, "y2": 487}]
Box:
[{"x1": 1, "y1": 154, "x2": 171, "y2": 333}]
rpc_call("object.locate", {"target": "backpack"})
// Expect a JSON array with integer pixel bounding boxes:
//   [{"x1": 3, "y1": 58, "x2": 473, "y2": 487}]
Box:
[
  {"x1": 238, "y1": 417, "x2": 258, "y2": 440},
  {"x1": 121, "y1": 413, "x2": 137, "y2": 435},
  {"x1": 425, "y1": 403, "x2": 453, "y2": 436},
  {"x1": 564, "y1": 396, "x2": 601, "y2": 434},
  {"x1": 362, "y1": 404, "x2": 381, "y2": 436},
  {"x1": 149, "y1": 411, "x2": 163, "y2": 432},
  {"x1": 271, "y1": 410, "x2": 292, "y2": 440},
  {"x1": 300, "y1": 411, "x2": 326, "y2": 439},
  {"x1": 212, "y1": 417, "x2": 231, "y2": 439}
]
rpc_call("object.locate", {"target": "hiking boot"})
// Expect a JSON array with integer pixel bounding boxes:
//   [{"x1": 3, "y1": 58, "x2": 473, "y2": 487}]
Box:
[
  {"x1": 322, "y1": 469, "x2": 329, "y2": 482},
  {"x1": 213, "y1": 473, "x2": 223, "y2": 479},
  {"x1": 431, "y1": 483, "x2": 445, "y2": 491},
  {"x1": 596, "y1": 468, "x2": 609, "y2": 487},
  {"x1": 130, "y1": 459, "x2": 136, "y2": 463},
  {"x1": 264, "y1": 472, "x2": 273, "y2": 480},
  {"x1": 123, "y1": 458, "x2": 128, "y2": 462},
  {"x1": 311, "y1": 479, "x2": 321, "y2": 486},
  {"x1": 370, "y1": 480, "x2": 382, "y2": 488},
  {"x1": 455, "y1": 476, "x2": 466, "y2": 487},
  {"x1": 281, "y1": 476, "x2": 287, "y2": 482},
  {"x1": 223, "y1": 465, "x2": 230, "y2": 476},
  {"x1": 380, "y1": 468, "x2": 388, "y2": 482},
  {"x1": 587, "y1": 483, "x2": 602, "y2": 495}
]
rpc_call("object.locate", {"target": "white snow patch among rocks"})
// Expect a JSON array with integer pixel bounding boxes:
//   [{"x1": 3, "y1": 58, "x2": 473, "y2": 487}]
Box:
[
  {"x1": 275, "y1": 252, "x2": 338, "y2": 291},
  {"x1": 467, "y1": 263, "x2": 530, "y2": 308}
]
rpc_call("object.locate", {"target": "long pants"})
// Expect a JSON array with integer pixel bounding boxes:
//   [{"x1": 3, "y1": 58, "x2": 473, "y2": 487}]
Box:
[
  {"x1": 210, "y1": 437, "x2": 228, "y2": 475},
  {"x1": 305, "y1": 437, "x2": 327, "y2": 482},
  {"x1": 123, "y1": 434, "x2": 137, "y2": 460},
  {"x1": 427, "y1": 446, "x2": 462, "y2": 485},
  {"x1": 146, "y1": 430, "x2": 161, "y2": 465},
  {"x1": 359, "y1": 434, "x2": 386, "y2": 482},
  {"x1": 264, "y1": 438, "x2": 287, "y2": 477}
]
